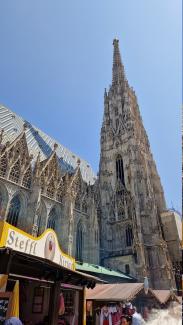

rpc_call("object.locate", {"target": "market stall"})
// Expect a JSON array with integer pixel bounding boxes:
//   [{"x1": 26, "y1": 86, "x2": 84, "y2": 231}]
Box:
[
  {"x1": 85, "y1": 283, "x2": 180, "y2": 324},
  {"x1": 0, "y1": 221, "x2": 99, "y2": 325}
]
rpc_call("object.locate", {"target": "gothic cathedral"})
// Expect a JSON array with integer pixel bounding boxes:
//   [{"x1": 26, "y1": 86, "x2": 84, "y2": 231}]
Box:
[{"x1": 0, "y1": 39, "x2": 178, "y2": 290}]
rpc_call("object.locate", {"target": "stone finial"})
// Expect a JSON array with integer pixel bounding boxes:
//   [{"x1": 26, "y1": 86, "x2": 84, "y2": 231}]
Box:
[
  {"x1": 23, "y1": 122, "x2": 28, "y2": 131},
  {"x1": 104, "y1": 88, "x2": 108, "y2": 101},
  {"x1": 30, "y1": 154, "x2": 34, "y2": 161},
  {"x1": 112, "y1": 38, "x2": 125, "y2": 86},
  {"x1": 5, "y1": 141, "x2": 10, "y2": 148},
  {"x1": 34, "y1": 151, "x2": 41, "y2": 178},
  {"x1": 113, "y1": 38, "x2": 119, "y2": 46},
  {"x1": 35, "y1": 151, "x2": 41, "y2": 165},
  {"x1": 54, "y1": 143, "x2": 58, "y2": 151}
]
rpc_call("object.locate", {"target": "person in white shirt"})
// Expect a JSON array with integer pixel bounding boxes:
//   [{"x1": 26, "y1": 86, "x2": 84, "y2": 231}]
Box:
[
  {"x1": 100, "y1": 305, "x2": 112, "y2": 325},
  {"x1": 132, "y1": 307, "x2": 145, "y2": 325}
]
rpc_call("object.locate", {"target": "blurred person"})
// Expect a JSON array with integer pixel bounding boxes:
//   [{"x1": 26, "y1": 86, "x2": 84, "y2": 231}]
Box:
[
  {"x1": 100, "y1": 305, "x2": 112, "y2": 325},
  {"x1": 112, "y1": 304, "x2": 122, "y2": 325},
  {"x1": 132, "y1": 307, "x2": 144, "y2": 325},
  {"x1": 120, "y1": 317, "x2": 128, "y2": 325},
  {"x1": 124, "y1": 302, "x2": 133, "y2": 324},
  {"x1": 4, "y1": 318, "x2": 23, "y2": 325}
]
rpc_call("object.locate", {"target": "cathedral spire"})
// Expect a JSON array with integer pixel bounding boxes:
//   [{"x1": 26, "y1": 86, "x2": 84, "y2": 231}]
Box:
[{"x1": 112, "y1": 38, "x2": 125, "y2": 86}]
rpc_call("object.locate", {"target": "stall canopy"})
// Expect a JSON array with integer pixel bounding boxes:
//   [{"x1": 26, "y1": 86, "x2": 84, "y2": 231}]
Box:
[
  {"x1": 86, "y1": 283, "x2": 144, "y2": 301},
  {"x1": 151, "y1": 290, "x2": 181, "y2": 305},
  {"x1": 86, "y1": 284, "x2": 181, "y2": 305},
  {"x1": 0, "y1": 247, "x2": 101, "y2": 288}
]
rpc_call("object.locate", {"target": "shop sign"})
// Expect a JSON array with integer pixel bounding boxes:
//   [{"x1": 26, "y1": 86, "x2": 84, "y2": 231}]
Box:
[{"x1": 0, "y1": 221, "x2": 75, "y2": 271}]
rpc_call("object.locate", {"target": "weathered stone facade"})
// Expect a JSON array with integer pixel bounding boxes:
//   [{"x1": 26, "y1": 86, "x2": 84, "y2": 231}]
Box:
[
  {"x1": 98, "y1": 39, "x2": 176, "y2": 289},
  {"x1": 0, "y1": 39, "x2": 180, "y2": 289},
  {"x1": 0, "y1": 125, "x2": 100, "y2": 265}
]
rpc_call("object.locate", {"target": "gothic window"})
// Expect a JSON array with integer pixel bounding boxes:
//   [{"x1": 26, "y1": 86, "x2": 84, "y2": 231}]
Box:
[
  {"x1": 134, "y1": 252, "x2": 138, "y2": 264},
  {"x1": 75, "y1": 195, "x2": 80, "y2": 210},
  {"x1": 76, "y1": 222, "x2": 84, "y2": 261},
  {"x1": 37, "y1": 202, "x2": 47, "y2": 236},
  {"x1": 116, "y1": 118, "x2": 119, "y2": 130},
  {"x1": 47, "y1": 178, "x2": 55, "y2": 199},
  {"x1": 6, "y1": 195, "x2": 21, "y2": 226},
  {"x1": 126, "y1": 225, "x2": 133, "y2": 247},
  {"x1": 0, "y1": 154, "x2": 8, "y2": 177},
  {"x1": 22, "y1": 167, "x2": 32, "y2": 189},
  {"x1": 37, "y1": 214, "x2": 42, "y2": 236},
  {"x1": 9, "y1": 160, "x2": 21, "y2": 184},
  {"x1": 127, "y1": 206, "x2": 131, "y2": 218},
  {"x1": 114, "y1": 107, "x2": 118, "y2": 116},
  {"x1": 95, "y1": 229, "x2": 99, "y2": 244},
  {"x1": 118, "y1": 203, "x2": 125, "y2": 220},
  {"x1": 125, "y1": 264, "x2": 130, "y2": 275},
  {"x1": 47, "y1": 207, "x2": 57, "y2": 230},
  {"x1": 116, "y1": 155, "x2": 125, "y2": 185},
  {"x1": 146, "y1": 248, "x2": 152, "y2": 267},
  {"x1": 139, "y1": 193, "x2": 144, "y2": 210},
  {"x1": 82, "y1": 200, "x2": 87, "y2": 213},
  {"x1": 97, "y1": 206, "x2": 102, "y2": 219}
]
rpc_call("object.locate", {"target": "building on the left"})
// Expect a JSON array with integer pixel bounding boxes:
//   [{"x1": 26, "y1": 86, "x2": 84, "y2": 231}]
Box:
[
  {"x1": 0, "y1": 105, "x2": 101, "y2": 324},
  {"x1": 0, "y1": 105, "x2": 100, "y2": 265}
]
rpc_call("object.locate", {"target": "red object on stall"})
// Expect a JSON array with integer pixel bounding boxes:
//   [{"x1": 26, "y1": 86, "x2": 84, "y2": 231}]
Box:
[{"x1": 58, "y1": 293, "x2": 65, "y2": 316}]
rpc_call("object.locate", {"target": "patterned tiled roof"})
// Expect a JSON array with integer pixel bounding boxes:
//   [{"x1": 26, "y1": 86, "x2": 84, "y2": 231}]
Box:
[{"x1": 0, "y1": 104, "x2": 97, "y2": 184}]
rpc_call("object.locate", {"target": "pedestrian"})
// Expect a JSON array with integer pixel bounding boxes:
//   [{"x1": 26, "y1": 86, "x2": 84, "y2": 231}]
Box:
[
  {"x1": 4, "y1": 317, "x2": 23, "y2": 325},
  {"x1": 120, "y1": 317, "x2": 128, "y2": 325},
  {"x1": 100, "y1": 305, "x2": 112, "y2": 325},
  {"x1": 124, "y1": 302, "x2": 133, "y2": 324},
  {"x1": 131, "y1": 307, "x2": 144, "y2": 325},
  {"x1": 111, "y1": 304, "x2": 122, "y2": 325}
]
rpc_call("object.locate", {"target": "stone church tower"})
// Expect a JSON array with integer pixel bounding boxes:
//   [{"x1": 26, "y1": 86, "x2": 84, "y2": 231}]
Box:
[{"x1": 98, "y1": 39, "x2": 174, "y2": 289}]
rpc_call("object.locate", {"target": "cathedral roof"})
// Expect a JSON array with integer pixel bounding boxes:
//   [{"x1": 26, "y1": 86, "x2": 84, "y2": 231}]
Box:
[{"x1": 0, "y1": 104, "x2": 97, "y2": 184}]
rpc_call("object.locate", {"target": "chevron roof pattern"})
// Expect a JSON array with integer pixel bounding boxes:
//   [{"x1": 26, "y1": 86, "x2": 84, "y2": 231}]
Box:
[{"x1": 0, "y1": 104, "x2": 96, "y2": 184}]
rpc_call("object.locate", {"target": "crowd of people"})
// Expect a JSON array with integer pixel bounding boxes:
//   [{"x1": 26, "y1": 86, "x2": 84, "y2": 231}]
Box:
[{"x1": 87, "y1": 302, "x2": 145, "y2": 325}]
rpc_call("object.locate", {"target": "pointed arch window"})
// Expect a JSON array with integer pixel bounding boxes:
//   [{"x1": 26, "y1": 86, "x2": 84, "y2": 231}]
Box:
[
  {"x1": 116, "y1": 155, "x2": 125, "y2": 186},
  {"x1": 37, "y1": 202, "x2": 47, "y2": 236},
  {"x1": 125, "y1": 264, "x2": 130, "y2": 275},
  {"x1": 95, "y1": 229, "x2": 99, "y2": 244},
  {"x1": 9, "y1": 160, "x2": 21, "y2": 184},
  {"x1": 47, "y1": 207, "x2": 56, "y2": 230},
  {"x1": 126, "y1": 225, "x2": 133, "y2": 247},
  {"x1": 22, "y1": 167, "x2": 32, "y2": 189},
  {"x1": 114, "y1": 107, "x2": 118, "y2": 116},
  {"x1": 76, "y1": 222, "x2": 84, "y2": 261},
  {"x1": 82, "y1": 200, "x2": 87, "y2": 213},
  {"x1": 75, "y1": 195, "x2": 80, "y2": 210},
  {"x1": 0, "y1": 154, "x2": 8, "y2": 177},
  {"x1": 118, "y1": 208, "x2": 125, "y2": 220},
  {"x1": 47, "y1": 178, "x2": 55, "y2": 199},
  {"x1": 7, "y1": 195, "x2": 21, "y2": 226}
]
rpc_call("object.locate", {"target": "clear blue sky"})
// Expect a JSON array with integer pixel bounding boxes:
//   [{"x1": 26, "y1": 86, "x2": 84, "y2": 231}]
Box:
[{"x1": 0, "y1": 1, "x2": 182, "y2": 211}]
